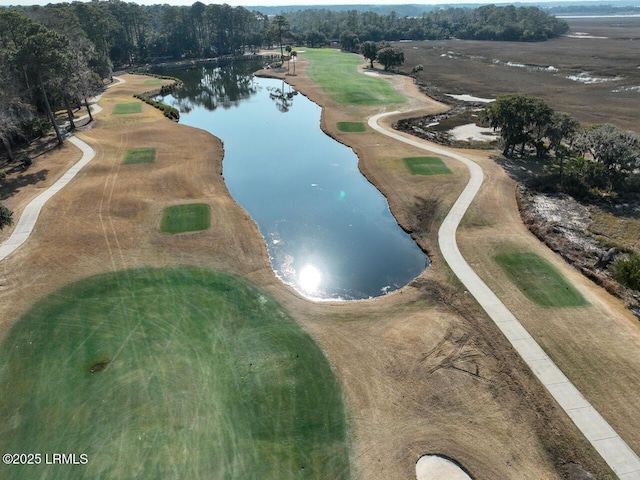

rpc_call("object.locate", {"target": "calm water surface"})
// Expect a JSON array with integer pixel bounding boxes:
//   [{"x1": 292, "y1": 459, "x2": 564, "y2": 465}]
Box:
[{"x1": 158, "y1": 62, "x2": 427, "y2": 300}]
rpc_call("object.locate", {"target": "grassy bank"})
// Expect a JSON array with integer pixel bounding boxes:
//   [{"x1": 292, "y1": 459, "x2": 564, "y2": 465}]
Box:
[
  {"x1": 0, "y1": 268, "x2": 350, "y2": 480},
  {"x1": 301, "y1": 48, "x2": 405, "y2": 105}
]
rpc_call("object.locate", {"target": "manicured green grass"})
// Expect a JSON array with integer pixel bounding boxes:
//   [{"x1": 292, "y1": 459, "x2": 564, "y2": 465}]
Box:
[
  {"x1": 122, "y1": 148, "x2": 156, "y2": 164},
  {"x1": 144, "y1": 79, "x2": 165, "y2": 84},
  {"x1": 161, "y1": 203, "x2": 210, "y2": 234},
  {"x1": 113, "y1": 102, "x2": 142, "y2": 114},
  {"x1": 495, "y1": 252, "x2": 589, "y2": 307},
  {"x1": 0, "y1": 268, "x2": 350, "y2": 480},
  {"x1": 404, "y1": 157, "x2": 452, "y2": 175},
  {"x1": 301, "y1": 48, "x2": 405, "y2": 105},
  {"x1": 337, "y1": 122, "x2": 366, "y2": 133}
]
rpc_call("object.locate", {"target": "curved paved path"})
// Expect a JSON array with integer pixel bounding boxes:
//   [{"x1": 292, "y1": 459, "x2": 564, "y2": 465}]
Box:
[
  {"x1": 369, "y1": 112, "x2": 640, "y2": 480},
  {"x1": 0, "y1": 77, "x2": 124, "y2": 262}
]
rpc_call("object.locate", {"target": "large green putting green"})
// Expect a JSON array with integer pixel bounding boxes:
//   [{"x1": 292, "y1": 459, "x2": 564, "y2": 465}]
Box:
[
  {"x1": 0, "y1": 268, "x2": 350, "y2": 479},
  {"x1": 161, "y1": 203, "x2": 211, "y2": 234},
  {"x1": 495, "y1": 252, "x2": 589, "y2": 307},
  {"x1": 301, "y1": 48, "x2": 405, "y2": 105}
]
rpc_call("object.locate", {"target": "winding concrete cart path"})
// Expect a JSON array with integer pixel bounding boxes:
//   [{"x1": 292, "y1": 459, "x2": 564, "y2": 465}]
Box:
[{"x1": 369, "y1": 111, "x2": 640, "y2": 480}]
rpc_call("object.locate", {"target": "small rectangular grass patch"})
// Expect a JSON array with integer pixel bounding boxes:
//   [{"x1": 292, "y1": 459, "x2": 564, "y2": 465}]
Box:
[
  {"x1": 113, "y1": 102, "x2": 142, "y2": 114},
  {"x1": 144, "y1": 79, "x2": 165, "y2": 84},
  {"x1": 495, "y1": 252, "x2": 589, "y2": 308},
  {"x1": 123, "y1": 148, "x2": 156, "y2": 164},
  {"x1": 404, "y1": 157, "x2": 452, "y2": 175},
  {"x1": 161, "y1": 203, "x2": 211, "y2": 234},
  {"x1": 337, "y1": 122, "x2": 366, "y2": 133}
]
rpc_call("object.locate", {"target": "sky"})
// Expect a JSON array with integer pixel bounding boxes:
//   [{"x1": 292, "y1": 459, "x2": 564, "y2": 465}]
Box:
[{"x1": 0, "y1": 0, "x2": 612, "y2": 7}]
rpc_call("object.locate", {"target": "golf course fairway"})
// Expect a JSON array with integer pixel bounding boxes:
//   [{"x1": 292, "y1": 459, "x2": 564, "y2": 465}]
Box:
[{"x1": 0, "y1": 268, "x2": 350, "y2": 479}]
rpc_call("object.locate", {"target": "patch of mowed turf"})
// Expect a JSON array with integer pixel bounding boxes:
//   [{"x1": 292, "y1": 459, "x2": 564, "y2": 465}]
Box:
[
  {"x1": 404, "y1": 157, "x2": 452, "y2": 175},
  {"x1": 302, "y1": 48, "x2": 405, "y2": 105},
  {"x1": 0, "y1": 268, "x2": 350, "y2": 480},
  {"x1": 337, "y1": 121, "x2": 366, "y2": 133},
  {"x1": 113, "y1": 102, "x2": 142, "y2": 114},
  {"x1": 144, "y1": 78, "x2": 165, "y2": 84},
  {"x1": 495, "y1": 252, "x2": 589, "y2": 307},
  {"x1": 161, "y1": 203, "x2": 210, "y2": 233},
  {"x1": 122, "y1": 148, "x2": 156, "y2": 164}
]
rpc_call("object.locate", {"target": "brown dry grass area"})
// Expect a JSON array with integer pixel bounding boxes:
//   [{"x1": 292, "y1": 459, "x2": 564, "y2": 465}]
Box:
[
  {"x1": 0, "y1": 143, "x2": 82, "y2": 245},
  {"x1": 457, "y1": 152, "x2": 640, "y2": 458},
  {"x1": 399, "y1": 17, "x2": 640, "y2": 133},
  {"x1": 0, "y1": 65, "x2": 621, "y2": 480}
]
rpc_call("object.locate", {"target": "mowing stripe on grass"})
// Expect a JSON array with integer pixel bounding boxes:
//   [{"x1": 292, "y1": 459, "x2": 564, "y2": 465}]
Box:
[
  {"x1": 337, "y1": 122, "x2": 366, "y2": 133},
  {"x1": 495, "y1": 252, "x2": 588, "y2": 307},
  {"x1": 0, "y1": 268, "x2": 350, "y2": 479},
  {"x1": 161, "y1": 203, "x2": 210, "y2": 233},
  {"x1": 302, "y1": 48, "x2": 405, "y2": 105},
  {"x1": 113, "y1": 102, "x2": 142, "y2": 114},
  {"x1": 404, "y1": 156, "x2": 452, "y2": 175},
  {"x1": 122, "y1": 148, "x2": 156, "y2": 164}
]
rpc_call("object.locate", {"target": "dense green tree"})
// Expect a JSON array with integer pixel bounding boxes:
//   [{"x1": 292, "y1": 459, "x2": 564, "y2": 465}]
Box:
[
  {"x1": 376, "y1": 46, "x2": 404, "y2": 71},
  {"x1": 271, "y1": 15, "x2": 290, "y2": 58},
  {"x1": 573, "y1": 124, "x2": 640, "y2": 191},
  {"x1": 484, "y1": 94, "x2": 554, "y2": 157},
  {"x1": 304, "y1": 30, "x2": 327, "y2": 48},
  {"x1": 360, "y1": 41, "x2": 378, "y2": 68},
  {"x1": 339, "y1": 31, "x2": 359, "y2": 52}
]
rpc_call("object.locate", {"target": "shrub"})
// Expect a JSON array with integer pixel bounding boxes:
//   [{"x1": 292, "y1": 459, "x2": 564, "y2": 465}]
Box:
[
  {"x1": 0, "y1": 204, "x2": 13, "y2": 230},
  {"x1": 612, "y1": 253, "x2": 640, "y2": 291}
]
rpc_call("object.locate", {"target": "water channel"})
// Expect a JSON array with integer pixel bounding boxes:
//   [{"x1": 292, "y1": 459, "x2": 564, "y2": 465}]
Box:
[{"x1": 157, "y1": 61, "x2": 427, "y2": 300}]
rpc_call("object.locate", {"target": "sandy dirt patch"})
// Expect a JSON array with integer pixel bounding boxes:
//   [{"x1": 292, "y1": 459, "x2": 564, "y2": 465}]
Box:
[{"x1": 448, "y1": 123, "x2": 499, "y2": 142}]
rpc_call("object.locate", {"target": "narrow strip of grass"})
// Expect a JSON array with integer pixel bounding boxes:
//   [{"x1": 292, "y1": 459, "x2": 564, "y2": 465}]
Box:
[
  {"x1": 337, "y1": 122, "x2": 366, "y2": 133},
  {"x1": 495, "y1": 252, "x2": 589, "y2": 307},
  {"x1": 122, "y1": 148, "x2": 156, "y2": 164},
  {"x1": 0, "y1": 268, "x2": 350, "y2": 479},
  {"x1": 301, "y1": 48, "x2": 405, "y2": 105},
  {"x1": 113, "y1": 102, "x2": 142, "y2": 114},
  {"x1": 404, "y1": 156, "x2": 452, "y2": 175},
  {"x1": 161, "y1": 203, "x2": 210, "y2": 234},
  {"x1": 143, "y1": 79, "x2": 165, "y2": 84}
]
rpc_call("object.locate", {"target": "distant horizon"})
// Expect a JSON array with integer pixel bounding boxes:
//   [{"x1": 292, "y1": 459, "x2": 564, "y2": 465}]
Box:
[{"x1": 0, "y1": 0, "x2": 629, "y2": 8}]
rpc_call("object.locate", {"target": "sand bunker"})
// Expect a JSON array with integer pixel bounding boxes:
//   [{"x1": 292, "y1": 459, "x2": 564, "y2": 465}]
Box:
[
  {"x1": 449, "y1": 123, "x2": 499, "y2": 142},
  {"x1": 416, "y1": 455, "x2": 472, "y2": 480}
]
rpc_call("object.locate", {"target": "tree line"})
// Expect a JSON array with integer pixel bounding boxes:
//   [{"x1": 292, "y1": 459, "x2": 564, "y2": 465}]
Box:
[
  {"x1": 484, "y1": 94, "x2": 640, "y2": 197},
  {"x1": 289, "y1": 4, "x2": 568, "y2": 47}
]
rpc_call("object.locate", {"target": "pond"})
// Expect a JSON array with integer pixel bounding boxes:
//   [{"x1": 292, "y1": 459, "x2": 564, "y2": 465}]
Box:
[{"x1": 157, "y1": 61, "x2": 427, "y2": 300}]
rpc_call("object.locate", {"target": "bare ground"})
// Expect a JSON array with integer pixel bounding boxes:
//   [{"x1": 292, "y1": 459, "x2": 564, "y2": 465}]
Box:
[{"x1": 0, "y1": 61, "x2": 634, "y2": 480}]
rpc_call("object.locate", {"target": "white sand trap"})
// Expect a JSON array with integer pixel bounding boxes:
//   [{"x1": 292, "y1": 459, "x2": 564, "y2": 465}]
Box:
[
  {"x1": 416, "y1": 455, "x2": 472, "y2": 480},
  {"x1": 449, "y1": 123, "x2": 499, "y2": 142},
  {"x1": 446, "y1": 94, "x2": 494, "y2": 103}
]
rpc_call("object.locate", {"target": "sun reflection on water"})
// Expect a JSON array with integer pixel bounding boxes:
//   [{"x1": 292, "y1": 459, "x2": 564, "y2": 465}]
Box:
[{"x1": 298, "y1": 264, "x2": 323, "y2": 294}]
